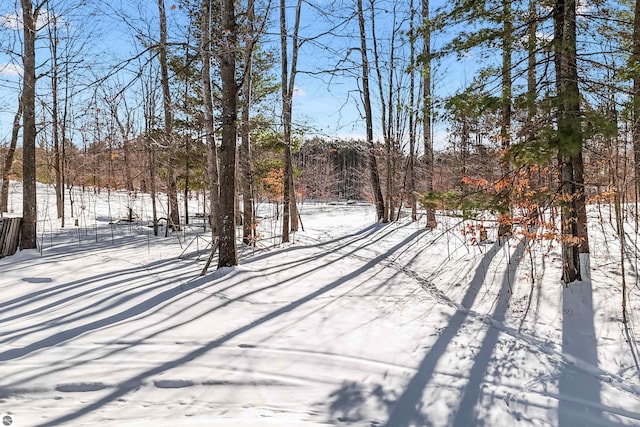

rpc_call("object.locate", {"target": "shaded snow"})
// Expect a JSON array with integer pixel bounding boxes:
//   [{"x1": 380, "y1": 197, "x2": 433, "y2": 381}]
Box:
[{"x1": 0, "y1": 181, "x2": 639, "y2": 426}]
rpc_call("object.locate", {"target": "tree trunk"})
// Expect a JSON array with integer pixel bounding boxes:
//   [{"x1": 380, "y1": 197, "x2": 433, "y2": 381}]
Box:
[
  {"x1": 370, "y1": 0, "x2": 391, "y2": 222},
  {"x1": 240, "y1": 0, "x2": 256, "y2": 245},
  {"x1": 200, "y1": 0, "x2": 220, "y2": 236},
  {"x1": 422, "y1": 0, "x2": 436, "y2": 228},
  {"x1": 280, "y1": 0, "x2": 302, "y2": 242},
  {"x1": 48, "y1": 16, "x2": 64, "y2": 224},
  {"x1": 554, "y1": 0, "x2": 589, "y2": 283},
  {"x1": 1, "y1": 97, "x2": 22, "y2": 214},
  {"x1": 408, "y1": 0, "x2": 417, "y2": 221},
  {"x1": 497, "y1": 0, "x2": 513, "y2": 238},
  {"x1": 633, "y1": 0, "x2": 640, "y2": 215},
  {"x1": 20, "y1": 0, "x2": 38, "y2": 250},
  {"x1": 217, "y1": 0, "x2": 238, "y2": 267},
  {"x1": 157, "y1": 0, "x2": 181, "y2": 231},
  {"x1": 527, "y1": 0, "x2": 537, "y2": 141},
  {"x1": 149, "y1": 144, "x2": 159, "y2": 237},
  {"x1": 357, "y1": 0, "x2": 385, "y2": 221}
]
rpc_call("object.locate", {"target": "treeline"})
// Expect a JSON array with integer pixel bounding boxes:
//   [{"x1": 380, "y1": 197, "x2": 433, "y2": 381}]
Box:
[{"x1": 2, "y1": 0, "x2": 640, "y2": 299}]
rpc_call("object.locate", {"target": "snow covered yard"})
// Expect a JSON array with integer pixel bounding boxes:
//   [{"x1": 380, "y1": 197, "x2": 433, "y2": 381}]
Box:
[{"x1": 1, "y1": 183, "x2": 640, "y2": 426}]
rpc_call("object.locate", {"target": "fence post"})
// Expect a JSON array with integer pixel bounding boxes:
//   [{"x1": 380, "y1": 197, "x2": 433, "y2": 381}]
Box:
[{"x1": 0, "y1": 217, "x2": 22, "y2": 258}]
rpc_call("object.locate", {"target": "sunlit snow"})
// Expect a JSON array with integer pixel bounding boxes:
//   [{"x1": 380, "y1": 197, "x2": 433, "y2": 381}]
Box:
[{"x1": 1, "y1": 181, "x2": 640, "y2": 426}]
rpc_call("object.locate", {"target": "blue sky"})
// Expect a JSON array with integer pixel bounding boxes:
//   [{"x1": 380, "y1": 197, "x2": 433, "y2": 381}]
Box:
[{"x1": 0, "y1": 0, "x2": 479, "y2": 153}]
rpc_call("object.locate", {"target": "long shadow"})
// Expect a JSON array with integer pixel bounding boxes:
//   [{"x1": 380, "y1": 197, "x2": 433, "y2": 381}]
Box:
[
  {"x1": 243, "y1": 223, "x2": 384, "y2": 264},
  {"x1": 0, "y1": 264, "x2": 231, "y2": 363},
  {"x1": 0, "y1": 265, "x2": 198, "y2": 345},
  {"x1": 0, "y1": 260, "x2": 192, "y2": 327},
  {"x1": 383, "y1": 242, "x2": 503, "y2": 427},
  {"x1": 34, "y1": 230, "x2": 422, "y2": 427},
  {"x1": 241, "y1": 222, "x2": 408, "y2": 277},
  {"x1": 451, "y1": 240, "x2": 525, "y2": 427},
  {"x1": 4, "y1": 224, "x2": 389, "y2": 377},
  {"x1": 0, "y1": 256, "x2": 180, "y2": 316},
  {"x1": 558, "y1": 277, "x2": 602, "y2": 426}
]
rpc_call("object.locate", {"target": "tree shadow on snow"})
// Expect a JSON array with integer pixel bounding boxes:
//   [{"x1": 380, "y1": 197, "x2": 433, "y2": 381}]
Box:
[
  {"x1": 381, "y1": 241, "x2": 504, "y2": 427},
  {"x1": 31, "y1": 228, "x2": 423, "y2": 427},
  {"x1": 557, "y1": 278, "x2": 603, "y2": 426},
  {"x1": 449, "y1": 240, "x2": 525, "y2": 427},
  {"x1": 1, "y1": 223, "x2": 401, "y2": 393},
  {"x1": 328, "y1": 380, "x2": 413, "y2": 426}
]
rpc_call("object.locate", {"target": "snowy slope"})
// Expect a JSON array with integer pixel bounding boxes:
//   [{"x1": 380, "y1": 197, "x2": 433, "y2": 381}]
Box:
[{"x1": 1, "y1": 182, "x2": 640, "y2": 426}]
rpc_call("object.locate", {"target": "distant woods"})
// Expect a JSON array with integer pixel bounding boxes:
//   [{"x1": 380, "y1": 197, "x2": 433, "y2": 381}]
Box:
[{"x1": 2, "y1": 0, "x2": 640, "y2": 287}]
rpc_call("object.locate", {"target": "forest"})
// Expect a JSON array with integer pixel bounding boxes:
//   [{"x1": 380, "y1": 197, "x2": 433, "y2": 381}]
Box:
[
  {"x1": 0, "y1": 0, "x2": 638, "y2": 289},
  {"x1": 4, "y1": 1, "x2": 640, "y2": 426}
]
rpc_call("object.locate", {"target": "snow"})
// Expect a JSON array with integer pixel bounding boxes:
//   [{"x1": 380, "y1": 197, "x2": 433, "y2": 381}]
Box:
[{"x1": 1, "y1": 181, "x2": 640, "y2": 426}]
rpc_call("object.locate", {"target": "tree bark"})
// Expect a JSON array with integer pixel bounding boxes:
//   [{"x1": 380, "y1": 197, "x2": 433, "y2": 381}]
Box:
[
  {"x1": 527, "y1": 0, "x2": 537, "y2": 141},
  {"x1": 240, "y1": 0, "x2": 256, "y2": 245},
  {"x1": 357, "y1": 0, "x2": 385, "y2": 221},
  {"x1": 280, "y1": 0, "x2": 302, "y2": 243},
  {"x1": 422, "y1": 0, "x2": 436, "y2": 228},
  {"x1": 554, "y1": 0, "x2": 589, "y2": 283},
  {"x1": 497, "y1": 0, "x2": 513, "y2": 238},
  {"x1": 370, "y1": 0, "x2": 391, "y2": 222},
  {"x1": 633, "y1": 0, "x2": 640, "y2": 216},
  {"x1": 48, "y1": 15, "x2": 64, "y2": 224},
  {"x1": 218, "y1": 0, "x2": 239, "y2": 267},
  {"x1": 200, "y1": 0, "x2": 220, "y2": 237},
  {"x1": 408, "y1": 0, "x2": 417, "y2": 221},
  {"x1": 1, "y1": 97, "x2": 22, "y2": 214},
  {"x1": 157, "y1": 0, "x2": 181, "y2": 231},
  {"x1": 20, "y1": 0, "x2": 38, "y2": 250}
]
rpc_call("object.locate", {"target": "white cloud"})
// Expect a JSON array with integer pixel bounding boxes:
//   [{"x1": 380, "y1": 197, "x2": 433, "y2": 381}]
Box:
[
  {"x1": 0, "y1": 63, "x2": 23, "y2": 76},
  {"x1": 536, "y1": 32, "x2": 553, "y2": 43},
  {"x1": 1, "y1": 10, "x2": 68, "y2": 31},
  {"x1": 293, "y1": 87, "x2": 307, "y2": 97},
  {"x1": 577, "y1": 0, "x2": 591, "y2": 15},
  {"x1": 0, "y1": 13, "x2": 20, "y2": 30}
]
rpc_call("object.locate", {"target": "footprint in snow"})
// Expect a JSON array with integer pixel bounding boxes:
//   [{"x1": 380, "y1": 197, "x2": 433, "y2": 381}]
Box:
[{"x1": 55, "y1": 382, "x2": 108, "y2": 392}]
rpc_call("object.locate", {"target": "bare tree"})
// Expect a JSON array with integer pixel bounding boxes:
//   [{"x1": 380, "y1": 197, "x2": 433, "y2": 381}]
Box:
[
  {"x1": 20, "y1": 0, "x2": 42, "y2": 250},
  {"x1": 157, "y1": 0, "x2": 181, "y2": 231},
  {"x1": 280, "y1": 0, "x2": 303, "y2": 243},
  {"x1": 369, "y1": 0, "x2": 395, "y2": 223},
  {"x1": 1, "y1": 96, "x2": 22, "y2": 215},
  {"x1": 240, "y1": 0, "x2": 256, "y2": 245},
  {"x1": 357, "y1": 0, "x2": 385, "y2": 221},
  {"x1": 422, "y1": 0, "x2": 436, "y2": 229},
  {"x1": 200, "y1": 0, "x2": 220, "y2": 237},
  {"x1": 407, "y1": 0, "x2": 417, "y2": 221},
  {"x1": 633, "y1": 0, "x2": 640, "y2": 232}
]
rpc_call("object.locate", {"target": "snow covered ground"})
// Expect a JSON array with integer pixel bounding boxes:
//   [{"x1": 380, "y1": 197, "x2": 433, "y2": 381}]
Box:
[{"x1": 1, "y1": 181, "x2": 640, "y2": 426}]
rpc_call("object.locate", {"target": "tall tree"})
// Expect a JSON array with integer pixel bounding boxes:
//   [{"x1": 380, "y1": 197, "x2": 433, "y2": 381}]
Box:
[
  {"x1": 200, "y1": 0, "x2": 220, "y2": 237},
  {"x1": 497, "y1": 0, "x2": 513, "y2": 238},
  {"x1": 20, "y1": 0, "x2": 40, "y2": 250},
  {"x1": 217, "y1": 0, "x2": 239, "y2": 267},
  {"x1": 370, "y1": 0, "x2": 393, "y2": 223},
  {"x1": 47, "y1": 11, "x2": 64, "y2": 224},
  {"x1": 408, "y1": 0, "x2": 418, "y2": 221},
  {"x1": 157, "y1": 0, "x2": 181, "y2": 231},
  {"x1": 357, "y1": 0, "x2": 385, "y2": 221},
  {"x1": 526, "y1": 0, "x2": 537, "y2": 142},
  {"x1": 1, "y1": 96, "x2": 22, "y2": 214},
  {"x1": 554, "y1": 0, "x2": 589, "y2": 283},
  {"x1": 422, "y1": 0, "x2": 436, "y2": 228},
  {"x1": 240, "y1": 0, "x2": 256, "y2": 245},
  {"x1": 633, "y1": 0, "x2": 640, "y2": 212},
  {"x1": 280, "y1": 0, "x2": 302, "y2": 243}
]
